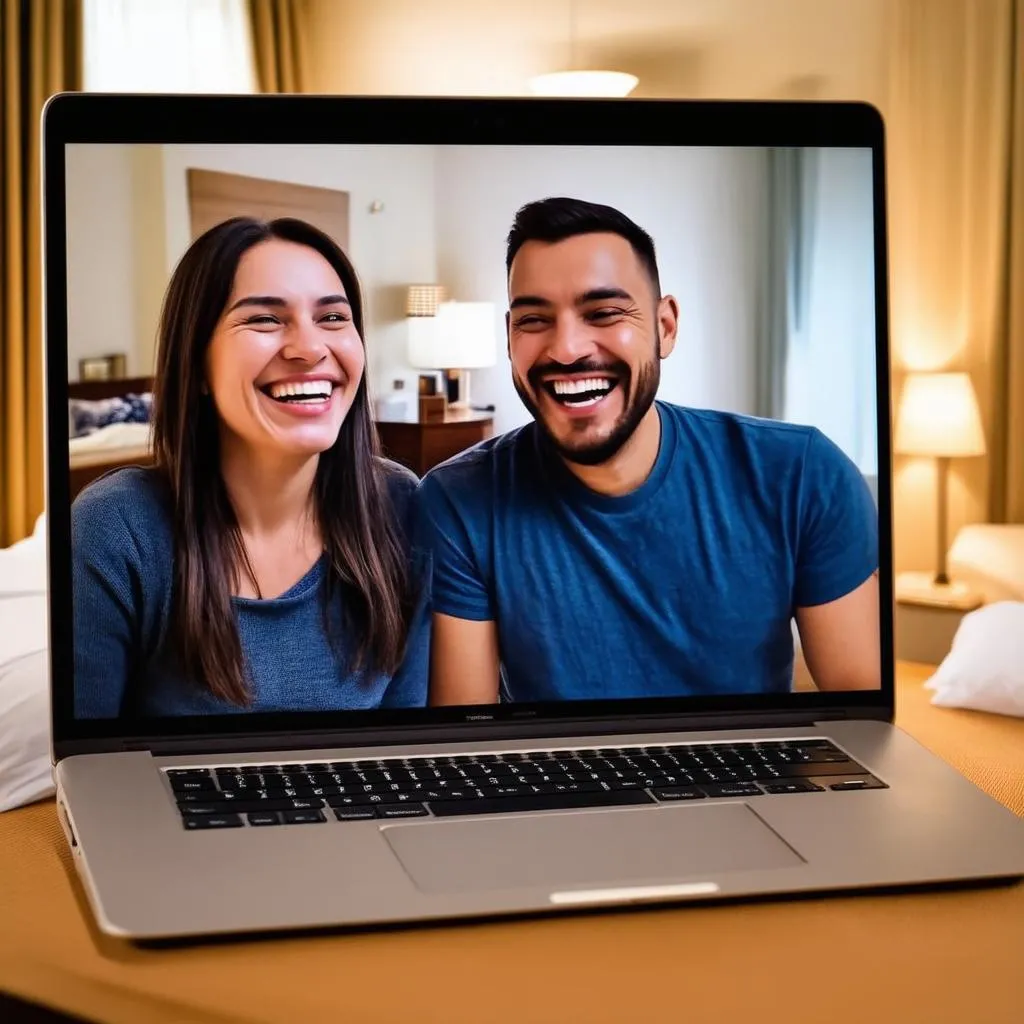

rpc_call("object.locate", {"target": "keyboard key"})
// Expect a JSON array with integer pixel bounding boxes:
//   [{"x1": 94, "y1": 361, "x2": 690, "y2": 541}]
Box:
[
  {"x1": 763, "y1": 782, "x2": 824, "y2": 795},
  {"x1": 170, "y1": 777, "x2": 218, "y2": 793},
  {"x1": 179, "y1": 804, "x2": 238, "y2": 816},
  {"x1": 282, "y1": 810, "x2": 326, "y2": 824},
  {"x1": 428, "y1": 789, "x2": 654, "y2": 817},
  {"x1": 774, "y1": 762, "x2": 863, "y2": 778},
  {"x1": 183, "y1": 814, "x2": 243, "y2": 829},
  {"x1": 701, "y1": 783, "x2": 764, "y2": 798},
  {"x1": 652, "y1": 787, "x2": 707, "y2": 801},
  {"x1": 377, "y1": 805, "x2": 429, "y2": 819},
  {"x1": 247, "y1": 812, "x2": 281, "y2": 826},
  {"x1": 334, "y1": 807, "x2": 377, "y2": 821}
]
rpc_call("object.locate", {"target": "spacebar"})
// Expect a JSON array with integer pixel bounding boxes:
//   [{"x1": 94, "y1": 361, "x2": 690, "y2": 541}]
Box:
[{"x1": 427, "y1": 789, "x2": 655, "y2": 817}]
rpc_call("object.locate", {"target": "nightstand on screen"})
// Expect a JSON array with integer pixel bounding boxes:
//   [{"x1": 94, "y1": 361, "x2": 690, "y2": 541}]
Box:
[
  {"x1": 374, "y1": 408, "x2": 494, "y2": 477},
  {"x1": 894, "y1": 571, "x2": 983, "y2": 666}
]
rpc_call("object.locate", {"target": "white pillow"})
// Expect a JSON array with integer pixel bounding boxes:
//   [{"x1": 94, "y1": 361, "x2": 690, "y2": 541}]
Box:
[
  {"x1": 0, "y1": 649, "x2": 53, "y2": 812},
  {"x1": 0, "y1": 514, "x2": 54, "y2": 811},
  {"x1": 925, "y1": 601, "x2": 1024, "y2": 717}
]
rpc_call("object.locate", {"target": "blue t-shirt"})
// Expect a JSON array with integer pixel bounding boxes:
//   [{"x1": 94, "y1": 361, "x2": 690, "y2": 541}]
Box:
[
  {"x1": 72, "y1": 461, "x2": 430, "y2": 717},
  {"x1": 416, "y1": 402, "x2": 877, "y2": 700}
]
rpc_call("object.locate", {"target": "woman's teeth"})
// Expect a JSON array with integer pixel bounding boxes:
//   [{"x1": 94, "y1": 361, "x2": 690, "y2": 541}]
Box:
[{"x1": 266, "y1": 380, "x2": 334, "y2": 403}]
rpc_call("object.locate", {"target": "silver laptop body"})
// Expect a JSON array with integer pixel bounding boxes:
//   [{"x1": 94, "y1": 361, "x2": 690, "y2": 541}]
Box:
[{"x1": 43, "y1": 94, "x2": 1024, "y2": 941}]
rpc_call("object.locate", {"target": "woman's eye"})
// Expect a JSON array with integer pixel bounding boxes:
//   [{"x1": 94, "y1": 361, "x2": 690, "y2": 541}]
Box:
[
  {"x1": 245, "y1": 314, "x2": 280, "y2": 326},
  {"x1": 319, "y1": 312, "x2": 350, "y2": 325}
]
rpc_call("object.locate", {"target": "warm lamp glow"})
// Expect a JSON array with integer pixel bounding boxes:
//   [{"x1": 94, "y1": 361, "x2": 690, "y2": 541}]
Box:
[
  {"x1": 528, "y1": 70, "x2": 638, "y2": 97},
  {"x1": 405, "y1": 284, "x2": 447, "y2": 317},
  {"x1": 406, "y1": 301, "x2": 497, "y2": 371},
  {"x1": 894, "y1": 372, "x2": 986, "y2": 457}
]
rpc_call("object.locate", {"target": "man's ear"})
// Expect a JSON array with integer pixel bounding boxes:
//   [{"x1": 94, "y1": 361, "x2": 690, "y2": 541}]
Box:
[{"x1": 658, "y1": 295, "x2": 680, "y2": 360}]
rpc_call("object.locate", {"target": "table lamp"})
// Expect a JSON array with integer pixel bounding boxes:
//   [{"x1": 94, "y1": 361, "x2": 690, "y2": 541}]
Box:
[
  {"x1": 894, "y1": 371, "x2": 986, "y2": 601},
  {"x1": 407, "y1": 300, "x2": 497, "y2": 409}
]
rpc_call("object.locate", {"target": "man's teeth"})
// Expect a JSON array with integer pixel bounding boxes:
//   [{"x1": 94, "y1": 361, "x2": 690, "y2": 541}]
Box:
[
  {"x1": 551, "y1": 378, "x2": 613, "y2": 396},
  {"x1": 267, "y1": 380, "x2": 333, "y2": 401}
]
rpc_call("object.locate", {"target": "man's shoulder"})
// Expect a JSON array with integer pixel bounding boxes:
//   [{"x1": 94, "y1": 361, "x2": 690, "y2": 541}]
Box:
[
  {"x1": 666, "y1": 403, "x2": 820, "y2": 456},
  {"x1": 418, "y1": 424, "x2": 534, "y2": 499}
]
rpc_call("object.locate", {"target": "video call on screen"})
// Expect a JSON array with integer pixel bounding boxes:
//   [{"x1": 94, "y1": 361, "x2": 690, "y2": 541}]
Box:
[{"x1": 65, "y1": 143, "x2": 881, "y2": 720}]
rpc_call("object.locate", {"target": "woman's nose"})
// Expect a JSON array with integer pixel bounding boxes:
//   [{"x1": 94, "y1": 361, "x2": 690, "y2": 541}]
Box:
[{"x1": 281, "y1": 320, "x2": 328, "y2": 362}]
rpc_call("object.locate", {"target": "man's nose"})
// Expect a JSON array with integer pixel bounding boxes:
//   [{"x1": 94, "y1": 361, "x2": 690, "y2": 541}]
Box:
[{"x1": 546, "y1": 315, "x2": 596, "y2": 365}]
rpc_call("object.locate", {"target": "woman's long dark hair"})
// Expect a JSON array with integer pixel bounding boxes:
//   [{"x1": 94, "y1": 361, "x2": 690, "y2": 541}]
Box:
[{"x1": 152, "y1": 216, "x2": 412, "y2": 706}]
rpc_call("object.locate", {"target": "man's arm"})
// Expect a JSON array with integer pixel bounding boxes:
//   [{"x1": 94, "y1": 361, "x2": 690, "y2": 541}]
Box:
[
  {"x1": 430, "y1": 613, "x2": 501, "y2": 705},
  {"x1": 795, "y1": 572, "x2": 880, "y2": 691},
  {"x1": 413, "y1": 471, "x2": 500, "y2": 706}
]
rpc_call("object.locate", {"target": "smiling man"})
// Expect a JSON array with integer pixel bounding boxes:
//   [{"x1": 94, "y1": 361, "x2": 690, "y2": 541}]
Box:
[{"x1": 415, "y1": 197, "x2": 880, "y2": 705}]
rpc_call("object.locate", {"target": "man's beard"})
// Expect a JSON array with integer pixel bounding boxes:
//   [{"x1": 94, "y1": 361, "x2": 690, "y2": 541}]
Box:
[{"x1": 513, "y1": 349, "x2": 661, "y2": 467}]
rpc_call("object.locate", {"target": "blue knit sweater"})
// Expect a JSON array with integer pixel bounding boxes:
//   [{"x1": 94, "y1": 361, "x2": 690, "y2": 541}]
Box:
[{"x1": 71, "y1": 462, "x2": 430, "y2": 718}]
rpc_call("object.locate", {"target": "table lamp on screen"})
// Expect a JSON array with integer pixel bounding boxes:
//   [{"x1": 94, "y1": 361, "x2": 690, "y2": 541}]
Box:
[
  {"x1": 893, "y1": 370, "x2": 986, "y2": 603},
  {"x1": 406, "y1": 298, "x2": 497, "y2": 409}
]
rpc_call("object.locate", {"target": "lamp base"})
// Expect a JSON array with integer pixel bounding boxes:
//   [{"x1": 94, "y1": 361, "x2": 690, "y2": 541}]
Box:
[
  {"x1": 443, "y1": 368, "x2": 471, "y2": 408},
  {"x1": 894, "y1": 571, "x2": 983, "y2": 611}
]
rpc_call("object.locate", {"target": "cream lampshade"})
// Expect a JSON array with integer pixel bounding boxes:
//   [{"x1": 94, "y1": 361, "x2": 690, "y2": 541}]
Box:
[
  {"x1": 407, "y1": 301, "x2": 498, "y2": 408},
  {"x1": 894, "y1": 372, "x2": 986, "y2": 458},
  {"x1": 894, "y1": 371, "x2": 986, "y2": 596}
]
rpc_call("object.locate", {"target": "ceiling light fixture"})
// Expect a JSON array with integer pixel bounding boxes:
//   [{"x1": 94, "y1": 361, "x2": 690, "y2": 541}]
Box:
[{"x1": 528, "y1": 1, "x2": 638, "y2": 98}]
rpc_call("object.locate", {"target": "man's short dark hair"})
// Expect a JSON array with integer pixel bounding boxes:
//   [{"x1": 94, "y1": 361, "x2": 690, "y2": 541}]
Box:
[{"x1": 505, "y1": 197, "x2": 661, "y2": 297}]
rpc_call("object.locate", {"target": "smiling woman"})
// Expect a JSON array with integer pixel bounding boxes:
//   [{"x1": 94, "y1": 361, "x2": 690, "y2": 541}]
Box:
[{"x1": 71, "y1": 217, "x2": 430, "y2": 717}]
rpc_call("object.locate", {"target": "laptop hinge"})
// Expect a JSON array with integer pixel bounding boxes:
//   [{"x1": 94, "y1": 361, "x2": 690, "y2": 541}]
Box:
[{"x1": 111, "y1": 708, "x2": 854, "y2": 759}]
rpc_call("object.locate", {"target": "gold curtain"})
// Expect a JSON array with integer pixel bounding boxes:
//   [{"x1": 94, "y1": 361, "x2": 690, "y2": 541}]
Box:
[
  {"x1": 886, "y1": 0, "x2": 1022, "y2": 574},
  {"x1": 0, "y1": 0, "x2": 81, "y2": 547},
  {"x1": 991, "y1": 0, "x2": 1024, "y2": 523},
  {"x1": 248, "y1": 0, "x2": 311, "y2": 93}
]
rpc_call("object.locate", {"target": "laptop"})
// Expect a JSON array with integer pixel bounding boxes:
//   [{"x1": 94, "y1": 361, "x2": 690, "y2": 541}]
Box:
[{"x1": 43, "y1": 93, "x2": 1024, "y2": 941}]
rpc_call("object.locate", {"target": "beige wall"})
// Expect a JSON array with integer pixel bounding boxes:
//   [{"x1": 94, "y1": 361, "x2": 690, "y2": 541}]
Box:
[{"x1": 305, "y1": 0, "x2": 888, "y2": 107}]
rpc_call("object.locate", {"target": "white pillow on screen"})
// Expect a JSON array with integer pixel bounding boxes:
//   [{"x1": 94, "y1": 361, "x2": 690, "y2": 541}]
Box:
[{"x1": 925, "y1": 601, "x2": 1024, "y2": 718}]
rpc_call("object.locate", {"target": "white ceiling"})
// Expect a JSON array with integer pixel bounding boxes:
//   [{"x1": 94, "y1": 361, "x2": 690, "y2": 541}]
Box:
[{"x1": 307, "y1": 0, "x2": 891, "y2": 106}]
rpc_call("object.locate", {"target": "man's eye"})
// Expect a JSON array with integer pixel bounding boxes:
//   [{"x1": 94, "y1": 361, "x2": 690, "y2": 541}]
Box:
[
  {"x1": 513, "y1": 316, "x2": 547, "y2": 329},
  {"x1": 587, "y1": 308, "x2": 622, "y2": 322}
]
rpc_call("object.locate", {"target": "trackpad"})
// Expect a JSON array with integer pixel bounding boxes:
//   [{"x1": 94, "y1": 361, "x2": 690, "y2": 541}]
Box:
[{"x1": 383, "y1": 803, "x2": 803, "y2": 894}]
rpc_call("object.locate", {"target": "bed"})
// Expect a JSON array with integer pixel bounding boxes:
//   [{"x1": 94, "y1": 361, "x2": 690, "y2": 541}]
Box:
[{"x1": 67, "y1": 376, "x2": 154, "y2": 499}]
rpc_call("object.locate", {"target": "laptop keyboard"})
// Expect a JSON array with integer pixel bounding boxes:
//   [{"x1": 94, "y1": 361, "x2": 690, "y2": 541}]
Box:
[{"x1": 168, "y1": 739, "x2": 886, "y2": 830}]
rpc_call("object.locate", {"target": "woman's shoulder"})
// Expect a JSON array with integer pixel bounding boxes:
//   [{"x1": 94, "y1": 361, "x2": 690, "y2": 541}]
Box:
[
  {"x1": 376, "y1": 456, "x2": 418, "y2": 506},
  {"x1": 72, "y1": 467, "x2": 174, "y2": 548}
]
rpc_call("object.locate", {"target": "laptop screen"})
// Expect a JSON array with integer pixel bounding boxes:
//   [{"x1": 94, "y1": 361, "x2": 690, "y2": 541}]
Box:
[{"x1": 47, "y1": 98, "x2": 891, "y2": 745}]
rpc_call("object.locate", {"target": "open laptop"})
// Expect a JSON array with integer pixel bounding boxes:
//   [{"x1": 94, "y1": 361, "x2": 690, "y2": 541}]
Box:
[{"x1": 43, "y1": 94, "x2": 1024, "y2": 941}]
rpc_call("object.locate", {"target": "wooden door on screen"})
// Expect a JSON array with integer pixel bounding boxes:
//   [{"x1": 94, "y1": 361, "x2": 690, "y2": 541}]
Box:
[{"x1": 185, "y1": 169, "x2": 350, "y2": 251}]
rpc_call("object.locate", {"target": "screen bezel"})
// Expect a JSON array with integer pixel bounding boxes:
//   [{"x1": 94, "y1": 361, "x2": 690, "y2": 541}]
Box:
[{"x1": 43, "y1": 94, "x2": 894, "y2": 759}]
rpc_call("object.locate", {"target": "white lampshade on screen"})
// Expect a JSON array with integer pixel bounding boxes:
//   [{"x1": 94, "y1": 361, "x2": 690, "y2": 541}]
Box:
[
  {"x1": 407, "y1": 301, "x2": 498, "y2": 408},
  {"x1": 894, "y1": 372, "x2": 986, "y2": 456}
]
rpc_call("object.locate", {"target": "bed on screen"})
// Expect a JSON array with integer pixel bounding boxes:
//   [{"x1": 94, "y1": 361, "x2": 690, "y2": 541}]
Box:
[{"x1": 67, "y1": 375, "x2": 154, "y2": 499}]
